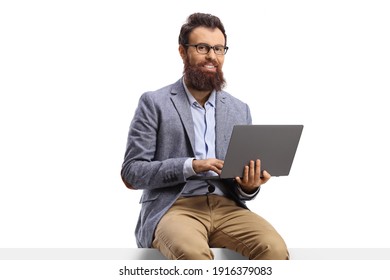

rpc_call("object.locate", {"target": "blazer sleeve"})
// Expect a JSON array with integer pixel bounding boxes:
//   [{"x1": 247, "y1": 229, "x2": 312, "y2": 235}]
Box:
[{"x1": 121, "y1": 92, "x2": 188, "y2": 190}]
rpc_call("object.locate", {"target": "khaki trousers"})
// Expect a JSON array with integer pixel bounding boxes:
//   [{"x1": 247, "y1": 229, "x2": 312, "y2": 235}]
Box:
[{"x1": 152, "y1": 195, "x2": 289, "y2": 260}]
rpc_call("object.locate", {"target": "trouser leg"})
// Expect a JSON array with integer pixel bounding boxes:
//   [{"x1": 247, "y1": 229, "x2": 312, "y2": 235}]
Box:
[
  {"x1": 152, "y1": 196, "x2": 213, "y2": 260},
  {"x1": 208, "y1": 195, "x2": 289, "y2": 260}
]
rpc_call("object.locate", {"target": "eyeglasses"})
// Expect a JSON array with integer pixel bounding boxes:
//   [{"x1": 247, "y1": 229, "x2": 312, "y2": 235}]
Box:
[{"x1": 185, "y1": 43, "x2": 229, "y2": 55}]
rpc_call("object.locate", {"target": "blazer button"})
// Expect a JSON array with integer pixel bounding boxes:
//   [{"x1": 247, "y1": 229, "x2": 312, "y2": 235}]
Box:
[{"x1": 208, "y1": 185, "x2": 215, "y2": 193}]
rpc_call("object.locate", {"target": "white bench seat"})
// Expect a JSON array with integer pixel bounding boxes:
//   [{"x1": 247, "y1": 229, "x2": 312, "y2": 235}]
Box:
[{"x1": 1, "y1": 248, "x2": 390, "y2": 260}]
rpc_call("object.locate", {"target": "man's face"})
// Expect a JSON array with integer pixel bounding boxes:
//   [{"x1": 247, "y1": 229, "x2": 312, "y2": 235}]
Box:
[{"x1": 179, "y1": 27, "x2": 226, "y2": 92}]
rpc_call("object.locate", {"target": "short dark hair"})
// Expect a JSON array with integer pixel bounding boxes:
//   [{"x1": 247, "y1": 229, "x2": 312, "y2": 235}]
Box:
[{"x1": 178, "y1": 13, "x2": 227, "y2": 46}]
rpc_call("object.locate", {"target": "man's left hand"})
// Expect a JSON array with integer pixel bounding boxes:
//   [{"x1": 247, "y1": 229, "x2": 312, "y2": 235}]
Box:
[{"x1": 235, "y1": 159, "x2": 271, "y2": 194}]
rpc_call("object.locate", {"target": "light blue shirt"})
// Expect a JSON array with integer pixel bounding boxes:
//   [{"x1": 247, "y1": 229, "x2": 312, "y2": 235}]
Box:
[{"x1": 181, "y1": 80, "x2": 225, "y2": 196}]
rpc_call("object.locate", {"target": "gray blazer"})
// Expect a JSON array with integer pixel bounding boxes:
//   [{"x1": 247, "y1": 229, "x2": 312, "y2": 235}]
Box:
[{"x1": 121, "y1": 79, "x2": 258, "y2": 248}]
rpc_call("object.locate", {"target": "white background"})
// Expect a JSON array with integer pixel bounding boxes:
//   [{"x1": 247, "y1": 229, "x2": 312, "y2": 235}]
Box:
[{"x1": 1, "y1": 0, "x2": 389, "y2": 249}]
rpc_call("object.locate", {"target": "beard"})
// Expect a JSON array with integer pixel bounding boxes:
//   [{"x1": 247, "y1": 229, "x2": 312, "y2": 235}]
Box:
[{"x1": 183, "y1": 58, "x2": 226, "y2": 92}]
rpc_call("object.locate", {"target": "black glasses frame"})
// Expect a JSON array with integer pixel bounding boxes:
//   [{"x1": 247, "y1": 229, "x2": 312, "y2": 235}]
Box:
[{"x1": 185, "y1": 43, "x2": 229, "y2": 55}]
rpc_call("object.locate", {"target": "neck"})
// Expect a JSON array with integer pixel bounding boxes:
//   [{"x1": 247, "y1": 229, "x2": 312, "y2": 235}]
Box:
[
  {"x1": 190, "y1": 89, "x2": 211, "y2": 107},
  {"x1": 185, "y1": 82, "x2": 212, "y2": 107}
]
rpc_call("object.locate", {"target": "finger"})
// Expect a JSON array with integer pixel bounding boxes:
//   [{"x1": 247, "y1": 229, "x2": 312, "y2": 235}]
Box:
[
  {"x1": 249, "y1": 160, "x2": 255, "y2": 181},
  {"x1": 255, "y1": 159, "x2": 261, "y2": 178},
  {"x1": 213, "y1": 160, "x2": 223, "y2": 172},
  {"x1": 213, "y1": 168, "x2": 222, "y2": 175},
  {"x1": 242, "y1": 165, "x2": 249, "y2": 182},
  {"x1": 261, "y1": 170, "x2": 271, "y2": 184},
  {"x1": 215, "y1": 161, "x2": 224, "y2": 170},
  {"x1": 209, "y1": 164, "x2": 222, "y2": 174}
]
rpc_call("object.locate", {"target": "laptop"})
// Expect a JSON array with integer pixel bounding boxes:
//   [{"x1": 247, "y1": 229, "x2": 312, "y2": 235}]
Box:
[{"x1": 189, "y1": 124, "x2": 303, "y2": 180}]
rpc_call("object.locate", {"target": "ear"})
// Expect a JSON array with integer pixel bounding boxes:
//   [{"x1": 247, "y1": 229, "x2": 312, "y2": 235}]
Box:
[{"x1": 178, "y1": 45, "x2": 187, "y2": 61}]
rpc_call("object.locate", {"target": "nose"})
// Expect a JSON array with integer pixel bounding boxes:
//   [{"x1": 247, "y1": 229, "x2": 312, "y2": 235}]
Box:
[{"x1": 206, "y1": 48, "x2": 217, "y2": 59}]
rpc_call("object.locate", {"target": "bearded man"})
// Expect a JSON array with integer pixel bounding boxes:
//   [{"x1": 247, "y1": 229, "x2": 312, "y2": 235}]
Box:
[{"x1": 121, "y1": 13, "x2": 289, "y2": 260}]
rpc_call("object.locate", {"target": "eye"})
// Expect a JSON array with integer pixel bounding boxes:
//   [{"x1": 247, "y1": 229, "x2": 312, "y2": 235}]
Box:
[
  {"x1": 197, "y1": 44, "x2": 209, "y2": 52},
  {"x1": 214, "y1": 45, "x2": 225, "y2": 53}
]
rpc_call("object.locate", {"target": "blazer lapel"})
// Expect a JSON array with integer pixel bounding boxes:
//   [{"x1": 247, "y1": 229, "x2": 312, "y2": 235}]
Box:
[
  {"x1": 170, "y1": 80, "x2": 196, "y2": 154},
  {"x1": 215, "y1": 92, "x2": 230, "y2": 159}
]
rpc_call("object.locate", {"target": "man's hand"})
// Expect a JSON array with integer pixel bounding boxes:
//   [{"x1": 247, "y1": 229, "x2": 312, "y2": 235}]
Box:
[
  {"x1": 192, "y1": 158, "x2": 224, "y2": 175},
  {"x1": 235, "y1": 159, "x2": 271, "y2": 194}
]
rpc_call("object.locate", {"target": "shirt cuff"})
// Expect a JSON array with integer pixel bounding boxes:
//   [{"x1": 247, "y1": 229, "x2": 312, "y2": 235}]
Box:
[
  {"x1": 183, "y1": 158, "x2": 197, "y2": 179},
  {"x1": 237, "y1": 185, "x2": 260, "y2": 198}
]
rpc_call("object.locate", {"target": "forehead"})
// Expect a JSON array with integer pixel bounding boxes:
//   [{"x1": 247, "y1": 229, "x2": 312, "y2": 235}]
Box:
[{"x1": 188, "y1": 27, "x2": 225, "y2": 45}]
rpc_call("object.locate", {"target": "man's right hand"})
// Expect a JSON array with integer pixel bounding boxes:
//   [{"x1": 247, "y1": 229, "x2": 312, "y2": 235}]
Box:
[{"x1": 192, "y1": 158, "x2": 224, "y2": 175}]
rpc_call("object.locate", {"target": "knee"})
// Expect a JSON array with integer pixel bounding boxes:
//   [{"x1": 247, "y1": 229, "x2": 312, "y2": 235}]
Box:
[
  {"x1": 155, "y1": 241, "x2": 214, "y2": 260},
  {"x1": 259, "y1": 243, "x2": 289, "y2": 260},
  {"x1": 250, "y1": 237, "x2": 289, "y2": 260},
  {"x1": 176, "y1": 246, "x2": 214, "y2": 260}
]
